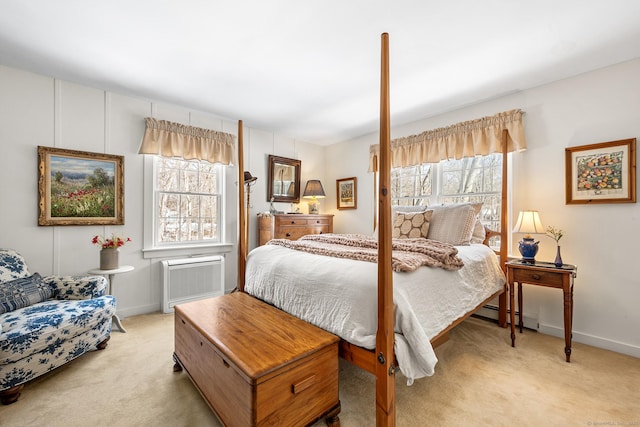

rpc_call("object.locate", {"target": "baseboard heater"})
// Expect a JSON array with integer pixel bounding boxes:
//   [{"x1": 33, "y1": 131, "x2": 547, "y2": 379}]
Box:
[{"x1": 161, "y1": 255, "x2": 225, "y2": 314}]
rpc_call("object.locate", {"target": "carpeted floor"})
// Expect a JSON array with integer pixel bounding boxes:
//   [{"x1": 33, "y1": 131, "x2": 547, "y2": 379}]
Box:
[{"x1": 1, "y1": 312, "x2": 638, "y2": 426}]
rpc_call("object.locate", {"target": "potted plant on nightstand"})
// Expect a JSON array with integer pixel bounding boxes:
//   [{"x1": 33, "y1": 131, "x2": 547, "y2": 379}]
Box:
[{"x1": 546, "y1": 226, "x2": 564, "y2": 267}]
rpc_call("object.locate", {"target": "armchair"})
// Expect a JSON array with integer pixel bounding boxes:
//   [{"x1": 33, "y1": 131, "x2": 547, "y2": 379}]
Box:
[{"x1": 0, "y1": 249, "x2": 116, "y2": 404}]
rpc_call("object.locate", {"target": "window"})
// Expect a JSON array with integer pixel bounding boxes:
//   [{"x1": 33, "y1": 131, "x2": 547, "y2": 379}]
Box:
[
  {"x1": 154, "y1": 157, "x2": 223, "y2": 245},
  {"x1": 391, "y1": 154, "x2": 503, "y2": 233}
]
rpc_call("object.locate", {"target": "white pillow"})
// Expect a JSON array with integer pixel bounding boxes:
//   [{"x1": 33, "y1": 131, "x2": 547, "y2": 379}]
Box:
[
  {"x1": 470, "y1": 218, "x2": 486, "y2": 244},
  {"x1": 427, "y1": 203, "x2": 479, "y2": 245},
  {"x1": 392, "y1": 210, "x2": 433, "y2": 239}
]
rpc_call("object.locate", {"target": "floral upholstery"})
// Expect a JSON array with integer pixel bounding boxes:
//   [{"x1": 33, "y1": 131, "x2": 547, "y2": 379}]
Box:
[{"x1": 0, "y1": 249, "x2": 116, "y2": 399}]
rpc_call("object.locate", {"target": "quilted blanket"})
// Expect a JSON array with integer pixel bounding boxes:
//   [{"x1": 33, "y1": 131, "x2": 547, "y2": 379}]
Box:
[{"x1": 266, "y1": 233, "x2": 464, "y2": 272}]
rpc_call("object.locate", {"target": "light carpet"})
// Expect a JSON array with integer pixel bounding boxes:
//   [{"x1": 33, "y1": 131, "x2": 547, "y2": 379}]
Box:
[{"x1": 1, "y1": 312, "x2": 638, "y2": 426}]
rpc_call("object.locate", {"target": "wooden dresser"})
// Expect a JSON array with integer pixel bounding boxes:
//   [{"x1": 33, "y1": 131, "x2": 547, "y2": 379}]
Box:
[{"x1": 258, "y1": 214, "x2": 333, "y2": 246}]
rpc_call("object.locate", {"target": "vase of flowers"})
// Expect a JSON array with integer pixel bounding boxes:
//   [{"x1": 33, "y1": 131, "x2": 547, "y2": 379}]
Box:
[
  {"x1": 546, "y1": 226, "x2": 564, "y2": 268},
  {"x1": 93, "y1": 234, "x2": 131, "y2": 270}
]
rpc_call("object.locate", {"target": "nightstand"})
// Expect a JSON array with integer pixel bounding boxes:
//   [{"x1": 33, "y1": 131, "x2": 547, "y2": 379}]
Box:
[{"x1": 506, "y1": 260, "x2": 578, "y2": 362}]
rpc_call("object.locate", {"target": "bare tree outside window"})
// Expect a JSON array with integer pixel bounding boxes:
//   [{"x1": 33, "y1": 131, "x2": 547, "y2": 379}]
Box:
[
  {"x1": 155, "y1": 157, "x2": 222, "y2": 244},
  {"x1": 391, "y1": 154, "x2": 503, "y2": 242}
]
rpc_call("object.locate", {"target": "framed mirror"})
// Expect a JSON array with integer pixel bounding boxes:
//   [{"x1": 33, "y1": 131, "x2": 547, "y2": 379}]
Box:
[{"x1": 267, "y1": 155, "x2": 301, "y2": 203}]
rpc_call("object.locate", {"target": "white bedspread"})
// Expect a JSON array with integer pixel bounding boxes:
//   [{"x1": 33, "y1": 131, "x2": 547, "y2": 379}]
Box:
[{"x1": 245, "y1": 242, "x2": 505, "y2": 382}]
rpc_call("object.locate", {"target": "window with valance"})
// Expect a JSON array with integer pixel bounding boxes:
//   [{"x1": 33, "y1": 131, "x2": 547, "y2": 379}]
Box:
[
  {"x1": 139, "y1": 118, "x2": 236, "y2": 246},
  {"x1": 368, "y1": 109, "x2": 526, "y2": 171}
]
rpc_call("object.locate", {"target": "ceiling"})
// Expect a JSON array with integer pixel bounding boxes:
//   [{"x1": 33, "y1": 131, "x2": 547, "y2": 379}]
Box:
[{"x1": 2, "y1": 1, "x2": 640, "y2": 145}]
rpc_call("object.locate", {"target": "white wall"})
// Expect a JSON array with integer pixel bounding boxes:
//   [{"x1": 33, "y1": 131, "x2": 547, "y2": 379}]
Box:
[
  {"x1": 2, "y1": 57, "x2": 639, "y2": 359},
  {"x1": 327, "y1": 58, "x2": 640, "y2": 358},
  {"x1": 0, "y1": 65, "x2": 325, "y2": 318}
]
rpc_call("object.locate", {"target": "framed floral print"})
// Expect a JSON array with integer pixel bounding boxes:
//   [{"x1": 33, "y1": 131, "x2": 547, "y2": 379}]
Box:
[
  {"x1": 565, "y1": 138, "x2": 636, "y2": 204},
  {"x1": 336, "y1": 177, "x2": 357, "y2": 210}
]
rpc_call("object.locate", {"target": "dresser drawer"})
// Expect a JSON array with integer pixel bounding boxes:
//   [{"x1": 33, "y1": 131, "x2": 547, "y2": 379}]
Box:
[
  {"x1": 260, "y1": 214, "x2": 333, "y2": 245},
  {"x1": 512, "y1": 267, "x2": 564, "y2": 287},
  {"x1": 275, "y1": 226, "x2": 329, "y2": 240},
  {"x1": 275, "y1": 217, "x2": 310, "y2": 227}
]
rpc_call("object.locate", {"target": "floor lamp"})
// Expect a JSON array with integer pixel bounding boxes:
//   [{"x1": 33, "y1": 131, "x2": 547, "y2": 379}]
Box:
[{"x1": 244, "y1": 172, "x2": 257, "y2": 252}]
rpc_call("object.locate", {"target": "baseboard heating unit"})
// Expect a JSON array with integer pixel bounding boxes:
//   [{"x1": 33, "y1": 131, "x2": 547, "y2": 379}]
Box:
[{"x1": 161, "y1": 255, "x2": 224, "y2": 313}]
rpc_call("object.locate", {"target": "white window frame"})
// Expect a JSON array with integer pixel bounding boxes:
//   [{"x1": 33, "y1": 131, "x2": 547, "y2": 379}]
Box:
[
  {"x1": 390, "y1": 153, "x2": 506, "y2": 235},
  {"x1": 142, "y1": 155, "x2": 233, "y2": 259}
]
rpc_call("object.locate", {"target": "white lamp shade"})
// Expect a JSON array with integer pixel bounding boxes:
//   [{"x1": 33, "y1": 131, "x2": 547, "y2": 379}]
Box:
[{"x1": 513, "y1": 210, "x2": 545, "y2": 235}]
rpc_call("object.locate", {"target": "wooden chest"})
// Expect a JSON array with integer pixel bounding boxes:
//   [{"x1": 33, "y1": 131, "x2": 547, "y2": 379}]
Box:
[
  {"x1": 258, "y1": 214, "x2": 333, "y2": 246},
  {"x1": 174, "y1": 292, "x2": 340, "y2": 427}
]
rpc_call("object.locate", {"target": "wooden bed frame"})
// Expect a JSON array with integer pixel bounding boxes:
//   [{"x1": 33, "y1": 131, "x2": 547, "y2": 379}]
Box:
[{"x1": 236, "y1": 33, "x2": 509, "y2": 426}]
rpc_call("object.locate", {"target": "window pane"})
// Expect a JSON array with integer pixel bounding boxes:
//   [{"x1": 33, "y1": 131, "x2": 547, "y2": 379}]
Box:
[
  {"x1": 154, "y1": 158, "x2": 222, "y2": 245},
  {"x1": 390, "y1": 153, "x2": 503, "y2": 240}
]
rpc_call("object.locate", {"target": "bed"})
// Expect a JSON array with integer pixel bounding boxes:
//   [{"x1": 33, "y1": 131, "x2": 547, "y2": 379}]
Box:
[
  {"x1": 235, "y1": 33, "x2": 523, "y2": 425},
  {"x1": 244, "y1": 238, "x2": 506, "y2": 382}
]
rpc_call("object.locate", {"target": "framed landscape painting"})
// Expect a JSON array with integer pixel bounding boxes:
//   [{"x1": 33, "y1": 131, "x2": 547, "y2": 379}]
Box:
[
  {"x1": 565, "y1": 138, "x2": 636, "y2": 204},
  {"x1": 336, "y1": 177, "x2": 357, "y2": 210},
  {"x1": 38, "y1": 146, "x2": 125, "y2": 225}
]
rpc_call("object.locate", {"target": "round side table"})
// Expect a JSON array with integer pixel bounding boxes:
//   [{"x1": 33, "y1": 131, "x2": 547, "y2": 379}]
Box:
[{"x1": 88, "y1": 265, "x2": 134, "y2": 333}]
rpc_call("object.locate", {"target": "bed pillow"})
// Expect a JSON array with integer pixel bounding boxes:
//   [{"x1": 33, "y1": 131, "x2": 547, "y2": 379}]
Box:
[
  {"x1": 373, "y1": 205, "x2": 428, "y2": 238},
  {"x1": 427, "y1": 203, "x2": 479, "y2": 245},
  {"x1": 392, "y1": 210, "x2": 433, "y2": 239},
  {"x1": 470, "y1": 218, "x2": 486, "y2": 244},
  {"x1": 0, "y1": 272, "x2": 52, "y2": 314}
]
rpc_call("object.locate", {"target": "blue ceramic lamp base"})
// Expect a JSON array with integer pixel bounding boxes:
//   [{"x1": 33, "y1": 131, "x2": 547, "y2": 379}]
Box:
[{"x1": 518, "y1": 237, "x2": 539, "y2": 264}]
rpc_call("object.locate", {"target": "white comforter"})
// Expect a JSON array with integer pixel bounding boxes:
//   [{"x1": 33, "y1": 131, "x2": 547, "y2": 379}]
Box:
[{"x1": 245, "y1": 242, "x2": 505, "y2": 382}]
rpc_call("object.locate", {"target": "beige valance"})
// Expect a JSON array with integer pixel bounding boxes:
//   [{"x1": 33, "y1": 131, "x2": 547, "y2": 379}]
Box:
[
  {"x1": 139, "y1": 117, "x2": 236, "y2": 165},
  {"x1": 368, "y1": 109, "x2": 526, "y2": 172}
]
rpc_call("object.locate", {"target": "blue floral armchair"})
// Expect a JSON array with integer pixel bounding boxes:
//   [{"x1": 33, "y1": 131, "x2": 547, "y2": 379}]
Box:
[{"x1": 0, "y1": 249, "x2": 116, "y2": 404}]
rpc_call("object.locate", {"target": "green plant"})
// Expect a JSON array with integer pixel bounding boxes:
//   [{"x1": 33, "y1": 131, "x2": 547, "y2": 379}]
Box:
[{"x1": 546, "y1": 226, "x2": 564, "y2": 243}]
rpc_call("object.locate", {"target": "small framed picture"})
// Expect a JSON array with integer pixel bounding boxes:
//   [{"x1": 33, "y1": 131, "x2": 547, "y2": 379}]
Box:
[
  {"x1": 38, "y1": 146, "x2": 125, "y2": 225},
  {"x1": 565, "y1": 138, "x2": 636, "y2": 204},
  {"x1": 336, "y1": 177, "x2": 357, "y2": 210}
]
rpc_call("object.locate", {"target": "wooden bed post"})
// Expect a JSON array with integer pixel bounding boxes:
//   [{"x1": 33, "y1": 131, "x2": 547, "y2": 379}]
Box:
[
  {"x1": 237, "y1": 120, "x2": 247, "y2": 293},
  {"x1": 497, "y1": 128, "x2": 509, "y2": 326},
  {"x1": 376, "y1": 32, "x2": 396, "y2": 427}
]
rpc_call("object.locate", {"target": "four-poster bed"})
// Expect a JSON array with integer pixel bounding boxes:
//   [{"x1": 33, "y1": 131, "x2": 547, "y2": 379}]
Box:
[{"x1": 234, "y1": 34, "x2": 524, "y2": 425}]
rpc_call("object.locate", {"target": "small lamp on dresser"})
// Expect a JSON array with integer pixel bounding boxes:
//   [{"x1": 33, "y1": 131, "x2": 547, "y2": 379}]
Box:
[
  {"x1": 303, "y1": 180, "x2": 326, "y2": 214},
  {"x1": 513, "y1": 210, "x2": 545, "y2": 264}
]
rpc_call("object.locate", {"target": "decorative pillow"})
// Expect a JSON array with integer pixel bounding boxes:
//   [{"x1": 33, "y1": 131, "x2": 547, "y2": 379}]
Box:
[
  {"x1": 0, "y1": 273, "x2": 52, "y2": 314},
  {"x1": 427, "y1": 203, "x2": 479, "y2": 245},
  {"x1": 0, "y1": 249, "x2": 30, "y2": 283},
  {"x1": 470, "y1": 218, "x2": 486, "y2": 244},
  {"x1": 392, "y1": 210, "x2": 433, "y2": 239}
]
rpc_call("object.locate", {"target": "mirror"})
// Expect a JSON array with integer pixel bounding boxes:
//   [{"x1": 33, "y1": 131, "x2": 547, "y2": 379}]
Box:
[{"x1": 267, "y1": 155, "x2": 301, "y2": 203}]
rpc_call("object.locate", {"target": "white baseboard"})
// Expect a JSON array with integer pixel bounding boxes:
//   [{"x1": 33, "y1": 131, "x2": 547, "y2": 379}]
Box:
[
  {"x1": 117, "y1": 303, "x2": 161, "y2": 319},
  {"x1": 476, "y1": 304, "x2": 640, "y2": 359},
  {"x1": 538, "y1": 323, "x2": 640, "y2": 359},
  {"x1": 475, "y1": 305, "x2": 538, "y2": 330}
]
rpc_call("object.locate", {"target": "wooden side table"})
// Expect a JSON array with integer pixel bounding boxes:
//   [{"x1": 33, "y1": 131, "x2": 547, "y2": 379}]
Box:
[
  {"x1": 88, "y1": 265, "x2": 134, "y2": 333},
  {"x1": 506, "y1": 260, "x2": 577, "y2": 362}
]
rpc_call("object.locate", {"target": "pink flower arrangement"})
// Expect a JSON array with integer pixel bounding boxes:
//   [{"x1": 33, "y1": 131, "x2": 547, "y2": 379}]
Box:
[{"x1": 92, "y1": 234, "x2": 131, "y2": 249}]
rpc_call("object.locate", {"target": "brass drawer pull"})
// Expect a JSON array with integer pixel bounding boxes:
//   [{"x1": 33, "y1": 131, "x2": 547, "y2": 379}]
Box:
[
  {"x1": 286, "y1": 233, "x2": 291, "y2": 237},
  {"x1": 532, "y1": 274, "x2": 541, "y2": 280}
]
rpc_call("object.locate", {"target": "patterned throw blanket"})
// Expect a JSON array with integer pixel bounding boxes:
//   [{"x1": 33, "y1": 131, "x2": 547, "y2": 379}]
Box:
[{"x1": 266, "y1": 234, "x2": 464, "y2": 272}]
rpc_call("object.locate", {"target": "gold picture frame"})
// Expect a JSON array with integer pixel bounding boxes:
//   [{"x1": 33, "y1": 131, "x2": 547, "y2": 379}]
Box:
[
  {"x1": 38, "y1": 146, "x2": 125, "y2": 225},
  {"x1": 336, "y1": 177, "x2": 357, "y2": 210},
  {"x1": 565, "y1": 138, "x2": 636, "y2": 204}
]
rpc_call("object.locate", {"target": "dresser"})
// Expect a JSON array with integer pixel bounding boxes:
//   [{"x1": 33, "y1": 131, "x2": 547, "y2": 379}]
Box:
[{"x1": 258, "y1": 214, "x2": 333, "y2": 246}]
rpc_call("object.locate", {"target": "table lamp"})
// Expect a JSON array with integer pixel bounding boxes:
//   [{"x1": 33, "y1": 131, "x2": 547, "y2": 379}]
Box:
[
  {"x1": 513, "y1": 210, "x2": 545, "y2": 264},
  {"x1": 303, "y1": 180, "x2": 325, "y2": 214}
]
